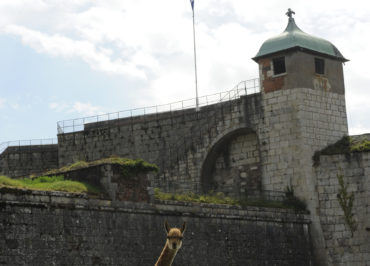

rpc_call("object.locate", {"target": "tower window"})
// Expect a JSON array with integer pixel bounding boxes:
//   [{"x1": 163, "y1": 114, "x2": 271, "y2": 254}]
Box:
[
  {"x1": 273, "y1": 57, "x2": 286, "y2": 75},
  {"x1": 315, "y1": 58, "x2": 325, "y2": 74}
]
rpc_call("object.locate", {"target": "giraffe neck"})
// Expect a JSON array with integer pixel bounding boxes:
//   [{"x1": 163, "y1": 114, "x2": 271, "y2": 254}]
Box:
[{"x1": 155, "y1": 243, "x2": 178, "y2": 266}]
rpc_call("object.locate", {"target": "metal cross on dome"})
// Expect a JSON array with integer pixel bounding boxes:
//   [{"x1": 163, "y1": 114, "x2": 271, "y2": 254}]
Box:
[{"x1": 286, "y1": 8, "x2": 295, "y2": 18}]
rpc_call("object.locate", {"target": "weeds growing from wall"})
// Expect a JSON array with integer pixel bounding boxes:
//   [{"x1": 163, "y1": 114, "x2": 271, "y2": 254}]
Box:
[
  {"x1": 313, "y1": 136, "x2": 350, "y2": 166},
  {"x1": 336, "y1": 172, "x2": 357, "y2": 237},
  {"x1": 0, "y1": 175, "x2": 101, "y2": 194},
  {"x1": 154, "y1": 189, "x2": 238, "y2": 205},
  {"x1": 44, "y1": 156, "x2": 159, "y2": 176},
  {"x1": 154, "y1": 188, "x2": 307, "y2": 210},
  {"x1": 313, "y1": 136, "x2": 370, "y2": 166}
]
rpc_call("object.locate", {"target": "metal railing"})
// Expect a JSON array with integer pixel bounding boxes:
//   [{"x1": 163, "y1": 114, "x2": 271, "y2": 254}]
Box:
[
  {"x1": 57, "y1": 78, "x2": 260, "y2": 134},
  {"x1": 0, "y1": 138, "x2": 58, "y2": 154}
]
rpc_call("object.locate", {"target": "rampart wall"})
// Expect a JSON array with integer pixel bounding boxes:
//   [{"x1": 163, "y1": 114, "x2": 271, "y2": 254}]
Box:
[
  {"x1": 0, "y1": 87, "x2": 364, "y2": 266},
  {"x1": 0, "y1": 188, "x2": 313, "y2": 266},
  {"x1": 57, "y1": 88, "x2": 348, "y2": 197},
  {"x1": 0, "y1": 145, "x2": 58, "y2": 178},
  {"x1": 57, "y1": 94, "x2": 264, "y2": 195},
  {"x1": 315, "y1": 152, "x2": 370, "y2": 265}
]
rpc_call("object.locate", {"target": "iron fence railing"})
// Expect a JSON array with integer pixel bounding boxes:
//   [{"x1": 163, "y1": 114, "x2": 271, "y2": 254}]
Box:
[
  {"x1": 57, "y1": 78, "x2": 260, "y2": 134},
  {"x1": 0, "y1": 138, "x2": 58, "y2": 154}
]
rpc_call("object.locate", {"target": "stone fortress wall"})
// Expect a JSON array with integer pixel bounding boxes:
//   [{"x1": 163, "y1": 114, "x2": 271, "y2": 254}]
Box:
[
  {"x1": 57, "y1": 93, "x2": 264, "y2": 196},
  {"x1": 0, "y1": 14, "x2": 369, "y2": 265},
  {"x1": 0, "y1": 145, "x2": 58, "y2": 178},
  {"x1": 0, "y1": 188, "x2": 312, "y2": 266},
  {"x1": 0, "y1": 82, "x2": 369, "y2": 265},
  {"x1": 315, "y1": 152, "x2": 370, "y2": 265}
]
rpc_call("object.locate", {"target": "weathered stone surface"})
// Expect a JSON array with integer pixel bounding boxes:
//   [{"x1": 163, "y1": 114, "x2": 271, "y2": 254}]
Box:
[
  {"x1": 1, "y1": 45, "x2": 368, "y2": 266},
  {"x1": 47, "y1": 163, "x2": 151, "y2": 202},
  {"x1": 0, "y1": 145, "x2": 58, "y2": 178},
  {"x1": 56, "y1": 95, "x2": 265, "y2": 197},
  {"x1": 315, "y1": 152, "x2": 370, "y2": 266},
  {"x1": 0, "y1": 189, "x2": 313, "y2": 266}
]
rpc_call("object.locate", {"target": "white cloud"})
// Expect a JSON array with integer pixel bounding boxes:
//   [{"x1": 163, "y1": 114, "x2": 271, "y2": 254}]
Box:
[
  {"x1": 0, "y1": 98, "x2": 5, "y2": 108},
  {"x1": 1, "y1": 0, "x2": 370, "y2": 135},
  {"x1": 49, "y1": 102, "x2": 69, "y2": 113},
  {"x1": 70, "y1": 102, "x2": 104, "y2": 116},
  {"x1": 49, "y1": 101, "x2": 104, "y2": 117},
  {"x1": 4, "y1": 25, "x2": 146, "y2": 79},
  {"x1": 349, "y1": 125, "x2": 370, "y2": 136}
]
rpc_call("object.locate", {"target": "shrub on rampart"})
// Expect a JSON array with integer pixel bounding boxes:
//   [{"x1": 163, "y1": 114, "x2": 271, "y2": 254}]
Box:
[
  {"x1": 313, "y1": 136, "x2": 370, "y2": 166},
  {"x1": 0, "y1": 175, "x2": 100, "y2": 194},
  {"x1": 154, "y1": 188, "x2": 307, "y2": 210},
  {"x1": 45, "y1": 156, "x2": 159, "y2": 176}
]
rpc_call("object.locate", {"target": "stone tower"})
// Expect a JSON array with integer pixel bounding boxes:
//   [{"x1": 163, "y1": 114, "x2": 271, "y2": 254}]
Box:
[
  {"x1": 253, "y1": 10, "x2": 349, "y2": 264},
  {"x1": 254, "y1": 9, "x2": 348, "y2": 196}
]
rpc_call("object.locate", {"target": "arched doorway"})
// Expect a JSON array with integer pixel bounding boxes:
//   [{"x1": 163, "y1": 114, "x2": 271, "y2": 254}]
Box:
[{"x1": 201, "y1": 128, "x2": 261, "y2": 198}]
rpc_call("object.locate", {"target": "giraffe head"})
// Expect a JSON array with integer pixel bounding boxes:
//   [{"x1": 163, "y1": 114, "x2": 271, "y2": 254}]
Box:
[{"x1": 164, "y1": 221, "x2": 186, "y2": 251}]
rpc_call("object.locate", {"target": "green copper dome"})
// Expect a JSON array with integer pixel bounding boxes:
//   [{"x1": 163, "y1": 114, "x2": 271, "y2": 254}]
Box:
[{"x1": 253, "y1": 14, "x2": 348, "y2": 62}]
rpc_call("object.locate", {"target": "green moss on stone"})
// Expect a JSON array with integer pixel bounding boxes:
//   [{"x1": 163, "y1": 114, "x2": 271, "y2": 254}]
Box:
[
  {"x1": 0, "y1": 175, "x2": 101, "y2": 194},
  {"x1": 313, "y1": 136, "x2": 370, "y2": 166},
  {"x1": 351, "y1": 139, "x2": 370, "y2": 152},
  {"x1": 154, "y1": 188, "x2": 306, "y2": 210},
  {"x1": 45, "y1": 156, "x2": 159, "y2": 176}
]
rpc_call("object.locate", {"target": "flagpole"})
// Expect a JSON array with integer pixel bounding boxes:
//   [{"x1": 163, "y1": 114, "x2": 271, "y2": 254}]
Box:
[{"x1": 191, "y1": 4, "x2": 200, "y2": 111}]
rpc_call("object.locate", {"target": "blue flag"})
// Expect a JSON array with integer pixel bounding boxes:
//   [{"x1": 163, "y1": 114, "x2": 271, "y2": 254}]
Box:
[{"x1": 190, "y1": 0, "x2": 194, "y2": 11}]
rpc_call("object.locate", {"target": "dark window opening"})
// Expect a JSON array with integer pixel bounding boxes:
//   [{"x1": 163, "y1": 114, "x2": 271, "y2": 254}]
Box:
[
  {"x1": 273, "y1": 57, "x2": 286, "y2": 75},
  {"x1": 315, "y1": 58, "x2": 325, "y2": 74}
]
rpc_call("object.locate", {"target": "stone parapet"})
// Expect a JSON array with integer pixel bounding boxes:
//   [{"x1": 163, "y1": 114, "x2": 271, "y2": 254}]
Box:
[
  {"x1": 0, "y1": 188, "x2": 313, "y2": 266},
  {"x1": 315, "y1": 152, "x2": 370, "y2": 265}
]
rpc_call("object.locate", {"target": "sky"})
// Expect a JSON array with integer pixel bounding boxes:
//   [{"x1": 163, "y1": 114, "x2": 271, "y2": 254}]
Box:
[{"x1": 0, "y1": 0, "x2": 370, "y2": 146}]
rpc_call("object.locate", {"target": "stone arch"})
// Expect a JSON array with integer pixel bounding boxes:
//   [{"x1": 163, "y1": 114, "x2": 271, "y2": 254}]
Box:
[{"x1": 200, "y1": 127, "x2": 261, "y2": 197}]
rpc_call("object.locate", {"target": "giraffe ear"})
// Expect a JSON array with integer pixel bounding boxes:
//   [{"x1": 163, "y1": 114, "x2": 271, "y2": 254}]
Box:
[
  {"x1": 164, "y1": 220, "x2": 170, "y2": 234},
  {"x1": 180, "y1": 222, "x2": 187, "y2": 234}
]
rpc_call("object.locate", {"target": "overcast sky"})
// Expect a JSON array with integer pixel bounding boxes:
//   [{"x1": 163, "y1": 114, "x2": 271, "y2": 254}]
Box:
[{"x1": 0, "y1": 0, "x2": 369, "y2": 145}]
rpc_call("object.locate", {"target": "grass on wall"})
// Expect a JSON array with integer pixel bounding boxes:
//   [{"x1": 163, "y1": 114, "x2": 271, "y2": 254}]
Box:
[
  {"x1": 154, "y1": 188, "x2": 306, "y2": 210},
  {"x1": 44, "y1": 156, "x2": 159, "y2": 177},
  {"x1": 4, "y1": 156, "x2": 158, "y2": 195},
  {"x1": 0, "y1": 175, "x2": 101, "y2": 194},
  {"x1": 336, "y1": 172, "x2": 357, "y2": 237},
  {"x1": 154, "y1": 188, "x2": 239, "y2": 205},
  {"x1": 313, "y1": 136, "x2": 370, "y2": 166},
  {"x1": 351, "y1": 139, "x2": 370, "y2": 152}
]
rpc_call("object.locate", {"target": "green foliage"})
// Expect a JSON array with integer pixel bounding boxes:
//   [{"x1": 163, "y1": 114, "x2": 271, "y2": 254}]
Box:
[
  {"x1": 117, "y1": 158, "x2": 159, "y2": 177},
  {"x1": 313, "y1": 136, "x2": 350, "y2": 166},
  {"x1": 45, "y1": 156, "x2": 159, "y2": 176},
  {"x1": 350, "y1": 139, "x2": 370, "y2": 152},
  {"x1": 321, "y1": 136, "x2": 351, "y2": 155},
  {"x1": 313, "y1": 136, "x2": 370, "y2": 166},
  {"x1": 62, "y1": 161, "x2": 89, "y2": 171},
  {"x1": 154, "y1": 188, "x2": 306, "y2": 210},
  {"x1": 0, "y1": 175, "x2": 101, "y2": 194},
  {"x1": 154, "y1": 188, "x2": 238, "y2": 205},
  {"x1": 336, "y1": 173, "x2": 357, "y2": 237}
]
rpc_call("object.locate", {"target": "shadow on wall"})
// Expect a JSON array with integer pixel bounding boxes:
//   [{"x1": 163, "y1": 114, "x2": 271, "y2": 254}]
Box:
[{"x1": 201, "y1": 128, "x2": 262, "y2": 198}]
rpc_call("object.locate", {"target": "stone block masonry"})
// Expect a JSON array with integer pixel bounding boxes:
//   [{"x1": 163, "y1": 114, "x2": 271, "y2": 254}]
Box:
[
  {"x1": 261, "y1": 87, "x2": 348, "y2": 193},
  {"x1": 259, "y1": 86, "x2": 348, "y2": 265},
  {"x1": 55, "y1": 86, "x2": 348, "y2": 199},
  {"x1": 315, "y1": 152, "x2": 370, "y2": 266},
  {"x1": 48, "y1": 163, "x2": 151, "y2": 202},
  {"x1": 0, "y1": 188, "x2": 313, "y2": 266},
  {"x1": 57, "y1": 94, "x2": 264, "y2": 196},
  {"x1": 0, "y1": 77, "x2": 354, "y2": 266},
  {"x1": 0, "y1": 145, "x2": 58, "y2": 178},
  {"x1": 1, "y1": 86, "x2": 348, "y2": 199}
]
